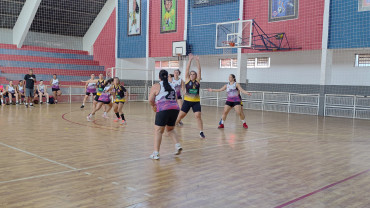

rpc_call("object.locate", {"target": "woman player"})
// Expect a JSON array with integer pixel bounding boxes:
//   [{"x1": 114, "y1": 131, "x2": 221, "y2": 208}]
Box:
[
  {"x1": 87, "y1": 78, "x2": 113, "y2": 121},
  {"x1": 50, "y1": 74, "x2": 62, "y2": 103},
  {"x1": 5, "y1": 81, "x2": 19, "y2": 105},
  {"x1": 171, "y1": 69, "x2": 184, "y2": 125},
  {"x1": 0, "y1": 84, "x2": 4, "y2": 105},
  {"x1": 148, "y1": 69, "x2": 182, "y2": 160},
  {"x1": 81, "y1": 74, "x2": 97, "y2": 109},
  {"x1": 208, "y1": 74, "x2": 251, "y2": 129},
  {"x1": 17, "y1": 80, "x2": 25, "y2": 104},
  {"x1": 112, "y1": 77, "x2": 127, "y2": 124},
  {"x1": 35, "y1": 80, "x2": 49, "y2": 104},
  {"x1": 175, "y1": 54, "x2": 205, "y2": 138}
]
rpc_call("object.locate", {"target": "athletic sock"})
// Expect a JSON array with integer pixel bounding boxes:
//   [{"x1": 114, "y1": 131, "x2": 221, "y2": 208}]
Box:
[
  {"x1": 221, "y1": 119, "x2": 224, "y2": 124},
  {"x1": 242, "y1": 120, "x2": 246, "y2": 124},
  {"x1": 121, "y1": 114, "x2": 125, "y2": 121},
  {"x1": 115, "y1": 112, "x2": 120, "y2": 118}
]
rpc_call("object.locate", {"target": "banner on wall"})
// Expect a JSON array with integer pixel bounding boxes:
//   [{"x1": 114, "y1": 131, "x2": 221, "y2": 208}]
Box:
[
  {"x1": 359, "y1": 0, "x2": 370, "y2": 11},
  {"x1": 128, "y1": 0, "x2": 141, "y2": 36},
  {"x1": 161, "y1": 0, "x2": 177, "y2": 33},
  {"x1": 269, "y1": 0, "x2": 298, "y2": 22}
]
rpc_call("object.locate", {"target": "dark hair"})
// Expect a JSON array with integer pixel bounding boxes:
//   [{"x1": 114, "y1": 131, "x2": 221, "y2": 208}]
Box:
[
  {"x1": 159, "y1": 70, "x2": 173, "y2": 92},
  {"x1": 135, "y1": 1, "x2": 139, "y2": 13},
  {"x1": 107, "y1": 78, "x2": 114, "y2": 85},
  {"x1": 170, "y1": 74, "x2": 174, "y2": 78},
  {"x1": 53, "y1": 74, "x2": 57, "y2": 76},
  {"x1": 40, "y1": 80, "x2": 43, "y2": 82},
  {"x1": 230, "y1": 74, "x2": 236, "y2": 82},
  {"x1": 29, "y1": 69, "x2": 33, "y2": 71},
  {"x1": 174, "y1": 69, "x2": 181, "y2": 75},
  {"x1": 19, "y1": 80, "x2": 22, "y2": 82}
]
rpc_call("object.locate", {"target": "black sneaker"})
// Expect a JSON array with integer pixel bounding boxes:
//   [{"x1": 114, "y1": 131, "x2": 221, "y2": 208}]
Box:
[
  {"x1": 25, "y1": 104, "x2": 28, "y2": 108},
  {"x1": 30, "y1": 103, "x2": 34, "y2": 107},
  {"x1": 200, "y1": 132, "x2": 205, "y2": 139},
  {"x1": 80, "y1": 105, "x2": 85, "y2": 108}
]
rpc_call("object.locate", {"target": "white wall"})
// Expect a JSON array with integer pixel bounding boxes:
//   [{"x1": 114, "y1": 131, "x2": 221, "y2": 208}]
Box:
[
  {"x1": 331, "y1": 49, "x2": 370, "y2": 86},
  {"x1": 115, "y1": 58, "x2": 148, "y2": 80},
  {"x1": 247, "y1": 51, "x2": 322, "y2": 85},
  {"x1": 0, "y1": 29, "x2": 13, "y2": 44},
  {"x1": 23, "y1": 32, "x2": 83, "y2": 50}
]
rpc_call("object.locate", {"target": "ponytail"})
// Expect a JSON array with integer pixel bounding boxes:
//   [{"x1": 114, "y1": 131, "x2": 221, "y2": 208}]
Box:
[
  {"x1": 159, "y1": 70, "x2": 173, "y2": 92},
  {"x1": 231, "y1": 74, "x2": 236, "y2": 82}
]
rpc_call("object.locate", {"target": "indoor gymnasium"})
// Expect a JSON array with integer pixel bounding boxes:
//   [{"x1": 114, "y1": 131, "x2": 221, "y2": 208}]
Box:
[{"x1": 1, "y1": 0, "x2": 370, "y2": 207}]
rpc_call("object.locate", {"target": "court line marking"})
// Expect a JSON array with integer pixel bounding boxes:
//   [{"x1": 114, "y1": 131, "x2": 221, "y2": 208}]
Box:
[
  {"x1": 0, "y1": 170, "x2": 76, "y2": 185},
  {"x1": 274, "y1": 168, "x2": 370, "y2": 208},
  {"x1": 0, "y1": 135, "x2": 278, "y2": 185},
  {"x1": 0, "y1": 142, "x2": 77, "y2": 170}
]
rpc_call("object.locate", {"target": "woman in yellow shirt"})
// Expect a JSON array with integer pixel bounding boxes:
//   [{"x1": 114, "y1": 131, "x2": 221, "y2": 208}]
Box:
[{"x1": 175, "y1": 54, "x2": 205, "y2": 138}]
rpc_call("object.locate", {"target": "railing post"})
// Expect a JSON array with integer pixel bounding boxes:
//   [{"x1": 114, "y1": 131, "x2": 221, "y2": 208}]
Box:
[
  {"x1": 69, "y1": 85, "x2": 72, "y2": 104},
  {"x1": 353, "y1": 95, "x2": 357, "y2": 119}
]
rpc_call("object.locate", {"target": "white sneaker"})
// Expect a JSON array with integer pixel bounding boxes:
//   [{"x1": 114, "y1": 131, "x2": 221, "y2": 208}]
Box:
[
  {"x1": 102, "y1": 113, "x2": 109, "y2": 119},
  {"x1": 87, "y1": 114, "x2": 92, "y2": 122},
  {"x1": 150, "y1": 152, "x2": 160, "y2": 160},
  {"x1": 174, "y1": 143, "x2": 183, "y2": 155}
]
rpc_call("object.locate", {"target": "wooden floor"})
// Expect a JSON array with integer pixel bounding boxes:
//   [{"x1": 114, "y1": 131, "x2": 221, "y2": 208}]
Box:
[{"x1": 1, "y1": 102, "x2": 370, "y2": 208}]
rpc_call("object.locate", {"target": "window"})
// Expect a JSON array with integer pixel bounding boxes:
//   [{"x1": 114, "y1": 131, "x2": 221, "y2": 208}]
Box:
[
  {"x1": 247, "y1": 57, "x2": 270, "y2": 68},
  {"x1": 155, "y1": 61, "x2": 180, "y2": 69},
  {"x1": 355, "y1": 54, "x2": 370, "y2": 67},
  {"x1": 220, "y1": 58, "x2": 237, "y2": 68}
]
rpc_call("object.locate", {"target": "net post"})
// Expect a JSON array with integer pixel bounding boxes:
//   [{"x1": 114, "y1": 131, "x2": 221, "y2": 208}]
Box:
[{"x1": 69, "y1": 85, "x2": 72, "y2": 104}]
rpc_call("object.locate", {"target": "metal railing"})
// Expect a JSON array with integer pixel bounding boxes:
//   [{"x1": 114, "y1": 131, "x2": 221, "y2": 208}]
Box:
[
  {"x1": 200, "y1": 90, "x2": 320, "y2": 116},
  {"x1": 324, "y1": 94, "x2": 370, "y2": 119}
]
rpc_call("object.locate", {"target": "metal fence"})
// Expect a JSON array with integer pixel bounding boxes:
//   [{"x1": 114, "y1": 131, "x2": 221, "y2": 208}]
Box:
[
  {"x1": 49, "y1": 85, "x2": 370, "y2": 120},
  {"x1": 324, "y1": 94, "x2": 370, "y2": 119},
  {"x1": 200, "y1": 90, "x2": 320, "y2": 116}
]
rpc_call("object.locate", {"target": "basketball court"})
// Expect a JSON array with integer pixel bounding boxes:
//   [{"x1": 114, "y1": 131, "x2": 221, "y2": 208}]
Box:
[{"x1": 1, "y1": 102, "x2": 370, "y2": 207}]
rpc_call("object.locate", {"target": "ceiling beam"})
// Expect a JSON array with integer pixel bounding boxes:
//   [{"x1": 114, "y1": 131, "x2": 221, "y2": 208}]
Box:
[
  {"x1": 82, "y1": 0, "x2": 114, "y2": 54},
  {"x1": 13, "y1": 0, "x2": 41, "y2": 48}
]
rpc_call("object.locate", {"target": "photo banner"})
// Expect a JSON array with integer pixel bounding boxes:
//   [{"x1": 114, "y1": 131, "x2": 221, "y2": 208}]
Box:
[
  {"x1": 269, "y1": 0, "x2": 299, "y2": 22},
  {"x1": 128, "y1": 0, "x2": 141, "y2": 36},
  {"x1": 161, "y1": 0, "x2": 177, "y2": 33}
]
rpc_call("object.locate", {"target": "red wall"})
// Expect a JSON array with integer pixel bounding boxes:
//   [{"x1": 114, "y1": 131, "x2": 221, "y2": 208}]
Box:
[
  {"x1": 93, "y1": 9, "x2": 116, "y2": 70},
  {"x1": 149, "y1": 0, "x2": 185, "y2": 57},
  {"x1": 243, "y1": 0, "x2": 324, "y2": 53}
]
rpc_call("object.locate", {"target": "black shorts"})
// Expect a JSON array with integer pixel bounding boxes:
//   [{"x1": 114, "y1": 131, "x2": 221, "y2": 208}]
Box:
[
  {"x1": 94, "y1": 95, "x2": 100, "y2": 101},
  {"x1": 52, "y1": 88, "x2": 60, "y2": 92},
  {"x1": 181, "y1": 101, "x2": 201, "y2": 113},
  {"x1": 155, "y1": 109, "x2": 179, "y2": 127},
  {"x1": 225, "y1": 101, "x2": 241, "y2": 107},
  {"x1": 5, "y1": 92, "x2": 15, "y2": 98},
  {"x1": 98, "y1": 100, "x2": 111, "y2": 105},
  {"x1": 177, "y1": 95, "x2": 182, "y2": 100},
  {"x1": 86, "y1": 92, "x2": 97, "y2": 96}
]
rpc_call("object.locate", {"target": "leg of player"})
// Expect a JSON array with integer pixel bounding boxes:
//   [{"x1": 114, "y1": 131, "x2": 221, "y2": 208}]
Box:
[
  {"x1": 166, "y1": 125, "x2": 182, "y2": 155},
  {"x1": 218, "y1": 105, "x2": 233, "y2": 129},
  {"x1": 87, "y1": 102, "x2": 103, "y2": 121},
  {"x1": 194, "y1": 111, "x2": 205, "y2": 138},
  {"x1": 234, "y1": 104, "x2": 248, "y2": 129},
  {"x1": 113, "y1": 102, "x2": 120, "y2": 122}
]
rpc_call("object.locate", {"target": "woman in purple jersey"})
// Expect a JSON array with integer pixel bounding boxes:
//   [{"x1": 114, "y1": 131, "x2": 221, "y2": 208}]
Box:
[
  {"x1": 208, "y1": 74, "x2": 251, "y2": 129},
  {"x1": 148, "y1": 69, "x2": 182, "y2": 160}
]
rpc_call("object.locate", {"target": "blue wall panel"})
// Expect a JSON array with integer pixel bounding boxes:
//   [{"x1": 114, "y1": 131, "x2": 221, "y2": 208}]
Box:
[
  {"x1": 328, "y1": 0, "x2": 370, "y2": 49},
  {"x1": 187, "y1": 0, "x2": 239, "y2": 55},
  {"x1": 117, "y1": 0, "x2": 147, "y2": 58}
]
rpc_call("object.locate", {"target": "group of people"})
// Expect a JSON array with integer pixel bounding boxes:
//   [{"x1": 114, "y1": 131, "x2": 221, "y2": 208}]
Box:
[
  {"x1": 81, "y1": 73, "x2": 128, "y2": 125},
  {"x1": 147, "y1": 54, "x2": 252, "y2": 160},
  {"x1": 0, "y1": 69, "x2": 62, "y2": 107}
]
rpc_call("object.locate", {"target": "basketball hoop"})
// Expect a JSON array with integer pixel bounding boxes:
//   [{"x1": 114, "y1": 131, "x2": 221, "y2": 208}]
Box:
[
  {"x1": 176, "y1": 53, "x2": 182, "y2": 61},
  {"x1": 222, "y1": 41, "x2": 236, "y2": 47}
]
